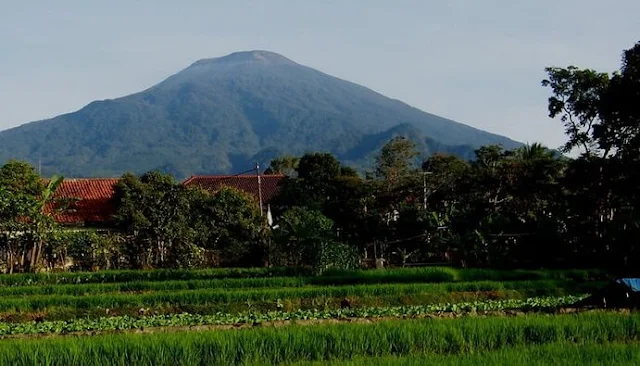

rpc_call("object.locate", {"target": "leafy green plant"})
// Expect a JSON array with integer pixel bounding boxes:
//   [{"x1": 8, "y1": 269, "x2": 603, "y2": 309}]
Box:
[
  {"x1": 61, "y1": 231, "x2": 121, "y2": 271},
  {"x1": 0, "y1": 280, "x2": 597, "y2": 314},
  {"x1": 0, "y1": 295, "x2": 586, "y2": 336}
]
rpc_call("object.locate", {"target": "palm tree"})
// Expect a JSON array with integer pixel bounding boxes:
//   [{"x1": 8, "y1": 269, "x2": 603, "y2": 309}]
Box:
[{"x1": 514, "y1": 143, "x2": 556, "y2": 161}]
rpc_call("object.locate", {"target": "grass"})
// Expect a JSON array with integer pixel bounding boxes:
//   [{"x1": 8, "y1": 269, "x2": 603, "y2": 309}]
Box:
[
  {"x1": 0, "y1": 277, "x2": 599, "y2": 298},
  {"x1": 0, "y1": 267, "x2": 308, "y2": 286},
  {"x1": 0, "y1": 266, "x2": 605, "y2": 322},
  {"x1": 0, "y1": 280, "x2": 600, "y2": 318},
  {"x1": 295, "y1": 342, "x2": 640, "y2": 365},
  {"x1": 0, "y1": 267, "x2": 608, "y2": 286},
  {"x1": 0, "y1": 277, "x2": 313, "y2": 297},
  {"x1": 0, "y1": 313, "x2": 636, "y2": 365}
]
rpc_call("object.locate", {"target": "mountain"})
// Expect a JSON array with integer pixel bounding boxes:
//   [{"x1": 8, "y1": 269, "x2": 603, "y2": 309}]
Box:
[{"x1": 0, "y1": 50, "x2": 520, "y2": 178}]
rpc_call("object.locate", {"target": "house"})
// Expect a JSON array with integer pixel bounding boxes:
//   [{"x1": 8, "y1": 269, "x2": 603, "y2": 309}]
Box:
[
  {"x1": 48, "y1": 175, "x2": 285, "y2": 226},
  {"x1": 47, "y1": 178, "x2": 119, "y2": 227},
  {"x1": 183, "y1": 174, "x2": 285, "y2": 209}
]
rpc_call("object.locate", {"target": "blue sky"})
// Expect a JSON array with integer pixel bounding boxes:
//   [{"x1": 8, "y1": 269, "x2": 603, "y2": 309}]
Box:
[{"x1": 1, "y1": 0, "x2": 638, "y2": 149}]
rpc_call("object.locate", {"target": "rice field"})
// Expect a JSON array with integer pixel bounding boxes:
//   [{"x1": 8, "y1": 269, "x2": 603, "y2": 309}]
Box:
[
  {"x1": 0, "y1": 267, "x2": 607, "y2": 286},
  {"x1": 0, "y1": 313, "x2": 638, "y2": 365},
  {"x1": 297, "y1": 342, "x2": 640, "y2": 365},
  {"x1": 0, "y1": 267, "x2": 629, "y2": 365}
]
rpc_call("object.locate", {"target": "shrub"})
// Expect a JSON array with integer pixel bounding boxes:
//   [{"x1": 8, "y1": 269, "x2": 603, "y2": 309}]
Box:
[
  {"x1": 271, "y1": 207, "x2": 358, "y2": 273},
  {"x1": 64, "y1": 231, "x2": 122, "y2": 271}
]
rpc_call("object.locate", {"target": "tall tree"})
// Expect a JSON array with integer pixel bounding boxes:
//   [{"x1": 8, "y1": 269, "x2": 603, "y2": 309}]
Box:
[
  {"x1": 297, "y1": 153, "x2": 342, "y2": 183},
  {"x1": 193, "y1": 187, "x2": 266, "y2": 267},
  {"x1": 541, "y1": 40, "x2": 640, "y2": 268},
  {"x1": 596, "y1": 41, "x2": 640, "y2": 160},
  {"x1": 264, "y1": 155, "x2": 299, "y2": 176},
  {"x1": 0, "y1": 161, "x2": 63, "y2": 272},
  {"x1": 422, "y1": 153, "x2": 468, "y2": 211},
  {"x1": 595, "y1": 41, "x2": 640, "y2": 267},
  {"x1": 469, "y1": 145, "x2": 512, "y2": 212},
  {"x1": 0, "y1": 160, "x2": 44, "y2": 196},
  {"x1": 542, "y1": 66, "x2": 610, "y2": 156},
  {"x1": 0, "y1": 186, "x2": 32, "y2": 273},
  {"x1": 113, "y1": 171, "x2": 196, "y2": 268},
  {"x1": 273, "y1": 152, "x2": 345, "y2": 211},
  {"x1": 375, "y1": 137, "x2": 419, "y2": 187}
]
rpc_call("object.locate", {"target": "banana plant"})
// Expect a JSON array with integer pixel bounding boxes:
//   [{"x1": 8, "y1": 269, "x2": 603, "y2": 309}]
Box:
[{"x1": 25, "y1": 175, "x2": 64, "y2": 272}]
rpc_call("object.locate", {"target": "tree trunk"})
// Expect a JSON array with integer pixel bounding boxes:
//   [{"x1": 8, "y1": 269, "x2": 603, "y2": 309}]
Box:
[
  {"x1": 7, "y1": 250, "x2": 13, "y2": 274},
  {"x1": 34, "y1": 241, "x2": 44, "y2": 272},
  {"x1": 20, "y1": 250, "x2": 26, "y2": 272},
  {"x1": 28, "y1": 242, "x2": 38, "y2": 272}
]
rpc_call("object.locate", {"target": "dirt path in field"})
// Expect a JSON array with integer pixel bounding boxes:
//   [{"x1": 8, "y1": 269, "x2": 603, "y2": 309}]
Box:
[{"x1": 0, "y1": 307, "x2": 629, "y2": 341}]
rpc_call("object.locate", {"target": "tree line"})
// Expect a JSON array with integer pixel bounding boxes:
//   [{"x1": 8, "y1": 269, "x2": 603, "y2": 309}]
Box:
[{"x1": 0, "y1": 40, "x2": 638, "y2": 273}]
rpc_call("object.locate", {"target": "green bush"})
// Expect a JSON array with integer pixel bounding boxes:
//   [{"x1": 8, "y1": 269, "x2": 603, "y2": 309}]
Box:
[
  {"x1": 272, "y1": 207, "x2": 359, "y2": 273},
  {"x1": 313, "y1": 241, "x2": 360, "y2": 274},
  {"x1": 47, "y1": 231, "x2": 123, "y2": 271}
]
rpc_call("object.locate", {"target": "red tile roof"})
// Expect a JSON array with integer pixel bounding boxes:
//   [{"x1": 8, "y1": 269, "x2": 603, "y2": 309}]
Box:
[
  {"x1": 48, "y1": 179, "x2": 119, "y2": 225},
  {"x1": 183, "y1": 175, "x2": 285, "y2": 204},
  {"x1": 45, "y1": 175, "x2": 284, "y2": 226}
]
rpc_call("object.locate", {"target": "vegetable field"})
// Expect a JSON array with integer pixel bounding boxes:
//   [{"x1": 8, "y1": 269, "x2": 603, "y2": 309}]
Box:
[{"x1": 0, "y1": 267, "x2": 631, "y2": 365}]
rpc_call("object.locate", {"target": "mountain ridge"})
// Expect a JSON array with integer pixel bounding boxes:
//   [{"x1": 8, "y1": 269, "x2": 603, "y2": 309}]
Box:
[{"x1": 0, "y1": 50, "x2": 520, "y2": 178}]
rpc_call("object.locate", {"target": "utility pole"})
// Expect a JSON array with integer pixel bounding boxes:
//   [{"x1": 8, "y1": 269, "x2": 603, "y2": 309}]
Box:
[
  {"x1": 423, "y1": 171, "x2": 427, "y2": 211},
  {"x1": 256, "y1": 163, "x2": 263, "y2": 217},
  {"x1": 38, "y1": 157, "x2": 42, "y2": 176},
  {"x1": 423, "y1": 171, "x2": 433, "y2": 211}
]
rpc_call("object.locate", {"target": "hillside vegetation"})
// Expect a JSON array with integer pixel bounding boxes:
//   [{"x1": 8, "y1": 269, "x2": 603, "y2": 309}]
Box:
[{"x1": 0, "y1": 51, "x2": 519, "y2": 178}]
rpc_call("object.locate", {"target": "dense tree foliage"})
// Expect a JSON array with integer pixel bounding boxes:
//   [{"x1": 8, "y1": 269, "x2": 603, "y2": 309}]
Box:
[
  {"x1": 192, "y1": 187, "x2": 266, "y2": 267},
  {"x1": 112, "y1": 172, "x2": 198, "y2": 268},
  {"x1": 271, "y1": 207, "x2": 358, "y2": 274},
  {"x1": 263, "y1": 155, "x2": 299, "y2": 176},
  {"x1": 0, "y1": 161, "x2": 63, "y2": 272},
  {"x1": 542, "y1": 67, "x2": 610, "y2": 156}
]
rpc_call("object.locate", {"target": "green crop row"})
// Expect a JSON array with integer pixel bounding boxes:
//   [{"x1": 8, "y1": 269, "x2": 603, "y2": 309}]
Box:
[
  {"x1": 0, "y1": 267, "x2": 608, "y2": 287},
  {"x1": 296, "y1": 342, "x2": 640, "y2": 365},
  {"x1": 0, "y1": 290, "x2": 548, "y2": 323},
  {"x1": 0, "y1": 276, "x2": 599, "y2": 298},
  {"x1": 0, "y1": 295, "x2": 585, "y2": 336},
  {"x1": 0, "y1": 280, "x2": 600, "y2": 313},
  {"x1": 0, "y1": 312, "x2": 636, "y2": 365},
  {"x1": 0, "y1": 277, "x2": 309, "y2": 297},
  {"x1": 0, "y1": 267, "x2": 307, "y2": 287},
  {"x1": 327, "y1": 267, "x2": 608, "y2": 283}
]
